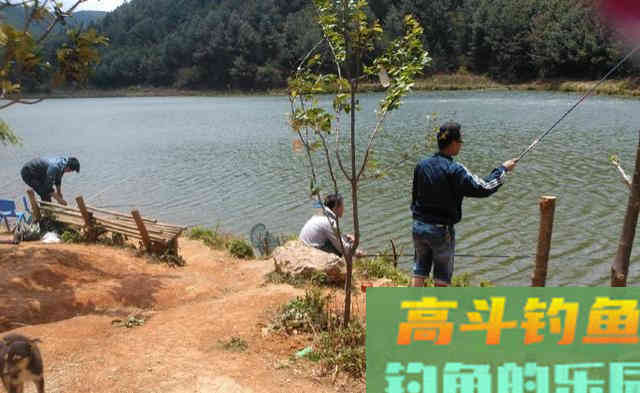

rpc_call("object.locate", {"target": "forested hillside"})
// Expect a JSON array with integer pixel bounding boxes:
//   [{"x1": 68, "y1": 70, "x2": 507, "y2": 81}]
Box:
[
  {"x1": 0, "y1": 6, "x2": 105, "y2": 35},
  {"x1": 44, "y1": 0, "x2": 629, "y2": 90}
]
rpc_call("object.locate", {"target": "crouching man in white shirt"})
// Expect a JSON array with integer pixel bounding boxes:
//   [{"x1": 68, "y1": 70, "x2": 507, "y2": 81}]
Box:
[{"x1": 299, "y1": 193, "x2": 363, "y2": 257}]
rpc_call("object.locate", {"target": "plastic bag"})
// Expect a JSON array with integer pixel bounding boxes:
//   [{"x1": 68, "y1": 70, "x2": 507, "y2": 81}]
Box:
[{"x1": 41, "y1": 232, "x2": 61, "y2": 243}]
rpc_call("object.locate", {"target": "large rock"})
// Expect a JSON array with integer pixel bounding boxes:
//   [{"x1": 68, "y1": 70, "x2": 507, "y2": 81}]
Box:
[{"x1": 272, "y1": 240, "x2": 345, "y2": 283}]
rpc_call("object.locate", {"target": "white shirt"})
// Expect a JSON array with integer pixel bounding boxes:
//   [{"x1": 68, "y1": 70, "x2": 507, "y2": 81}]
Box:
[{"x1": 299, "y1": 208, "x2": 350, "y2": 253}]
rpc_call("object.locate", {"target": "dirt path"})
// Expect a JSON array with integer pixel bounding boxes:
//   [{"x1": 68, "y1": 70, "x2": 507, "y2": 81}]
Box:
[{"x1": 0, "y1": 239, "x2": 364, "y2": 393}]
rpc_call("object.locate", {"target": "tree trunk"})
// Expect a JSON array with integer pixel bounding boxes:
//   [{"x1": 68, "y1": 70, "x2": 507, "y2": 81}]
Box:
[{"x1": 611, "y1": 130, "x2": 640, "y2": 286}]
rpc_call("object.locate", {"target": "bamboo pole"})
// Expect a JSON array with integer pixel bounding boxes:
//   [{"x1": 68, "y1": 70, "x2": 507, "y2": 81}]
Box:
[
  {"x1": 95, "y1": 223, "x2": 145, "y2": 240},
  {"x1": 86, "y1": 205, "x2": 157, "y2": 223},
  {"x1": 40, "y1": 209, "x2": 83, "y2": 219},
  {"x1": 26, "y1": 190, "x2": 40, "y2": 222},
  {"x1": 132, "y1": 210, "x2": 152, "y2": 252},
  {"x1": 95, "y1": 216, "x2": 166, "y2": 235},
  {"x1": 611, "y1": 130, "x2": 640, "y2": 287},
  {"x1": 39, "y1": 200, "x2": 82, "y2": 213},
  {"x1": 97, "y1": 222, "x2": 173, "y2": 242},
  {"x1": 53, "y1": 216, "x2": 85, "y2": 227},
  {"x1": 92, "y1": 216, "x2": 179, "y2": 241},
  {"x1": 532, "y1": 196, "x2": 556, "y2": 287}
]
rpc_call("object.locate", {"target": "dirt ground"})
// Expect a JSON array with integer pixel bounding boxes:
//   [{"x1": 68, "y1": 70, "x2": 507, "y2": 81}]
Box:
[{"x1": 0, "y1": 237, "x2": 366, "y2": 393}]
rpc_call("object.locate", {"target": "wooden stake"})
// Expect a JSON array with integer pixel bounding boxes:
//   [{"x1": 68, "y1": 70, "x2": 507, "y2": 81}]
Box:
[
  {"x1": 26, "y1": 190, "x2": 40, "y2": 222},
  {"x1": 390, "y1": 239, "x2": 398, "y2": 269},
  {"x1": 612, "y1": 130, "x2": 640, "y2": 287},
  {"x1": 532, "y1": 196, "x2": 556, "y2": 287},
  {"x1": 132, "y1": 210, "x2": 152, "y2": 253},
  {"x1": 76, "y1": 196, "x2": 96, "y2": 242}
]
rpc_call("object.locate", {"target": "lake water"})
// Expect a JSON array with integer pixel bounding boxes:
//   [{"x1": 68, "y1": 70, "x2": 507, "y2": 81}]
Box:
[{"x1": 1, "y1": 90, "x2": 639, "y2": 286}]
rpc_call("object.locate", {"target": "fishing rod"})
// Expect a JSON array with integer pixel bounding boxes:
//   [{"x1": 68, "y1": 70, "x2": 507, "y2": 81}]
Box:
[
  {"x1": 355, "y1": 253, "x2": 533, "y2": 259},
  {"x1": 517, "y1": 43, "x2": 640, "y2": 162}
]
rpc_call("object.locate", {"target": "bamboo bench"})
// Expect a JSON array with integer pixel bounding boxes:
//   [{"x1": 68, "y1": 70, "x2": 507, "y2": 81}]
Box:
[{"x1": 26, "y1": 190, "x2": 185, "y2": 254}]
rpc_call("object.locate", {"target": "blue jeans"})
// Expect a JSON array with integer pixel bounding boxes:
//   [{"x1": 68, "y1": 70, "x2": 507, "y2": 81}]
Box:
[{"x1": 412, "y1": 220, "x2": 455, "y2": 284}]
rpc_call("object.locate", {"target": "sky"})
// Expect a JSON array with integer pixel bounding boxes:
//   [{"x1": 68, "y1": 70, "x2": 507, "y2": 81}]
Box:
[{"x1": 61, "y1": 0, "x2": 127, "y2": 12}]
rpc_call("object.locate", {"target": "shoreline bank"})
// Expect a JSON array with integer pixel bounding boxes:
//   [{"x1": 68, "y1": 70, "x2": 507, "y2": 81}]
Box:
[{"x1": 20, "y1": 73, "x2": 640, "y2": 99}]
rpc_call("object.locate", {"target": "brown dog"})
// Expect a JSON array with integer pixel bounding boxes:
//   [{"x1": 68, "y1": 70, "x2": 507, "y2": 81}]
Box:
[{"x1": 0, "y1": 334, "x2": 44, "y2": 393}]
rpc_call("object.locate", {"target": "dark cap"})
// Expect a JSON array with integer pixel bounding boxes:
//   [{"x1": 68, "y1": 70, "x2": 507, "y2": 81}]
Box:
[
  {"x1": 437, "y1": 121, "x2": 462, "y2": 149},
  {"x1": 67, "y1": 157, "x2": 80, "y2": 172}
]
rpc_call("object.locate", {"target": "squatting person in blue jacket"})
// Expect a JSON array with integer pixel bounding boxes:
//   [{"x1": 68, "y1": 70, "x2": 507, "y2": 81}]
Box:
[
  {"x1": 410, "y1": 122, "x2": 517, "y2": 287},
  {"x1": 20, "y1": 156, "x2": 80, "y2": 205}
]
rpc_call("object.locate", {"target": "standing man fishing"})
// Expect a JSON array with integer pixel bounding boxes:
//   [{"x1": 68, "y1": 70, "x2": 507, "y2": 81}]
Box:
[
  {"x1": 411, "y1": 122, "x2": 517, "y2": 287},
  {"x1": 20, "y1": 156, "x2": 80, "y2": 205}
]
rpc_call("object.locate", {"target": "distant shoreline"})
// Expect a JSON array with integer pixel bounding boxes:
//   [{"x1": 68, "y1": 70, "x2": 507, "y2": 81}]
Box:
[{"x1": 22, "y1": 73, "x2": 640, "y2": 99}]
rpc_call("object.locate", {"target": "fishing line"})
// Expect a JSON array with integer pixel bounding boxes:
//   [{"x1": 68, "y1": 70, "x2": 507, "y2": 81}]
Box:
[{"x1": 517, "y1": 43, "x2": 640, "y2": 162}]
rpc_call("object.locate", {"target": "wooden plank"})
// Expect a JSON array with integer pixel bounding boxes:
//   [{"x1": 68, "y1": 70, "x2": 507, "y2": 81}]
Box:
[
  {"x1": 132, "y1": 210, "x2": 152, "y2": 252},
  {"x1": 26, "y1": 190, "x2": 41, "y2": 222}
]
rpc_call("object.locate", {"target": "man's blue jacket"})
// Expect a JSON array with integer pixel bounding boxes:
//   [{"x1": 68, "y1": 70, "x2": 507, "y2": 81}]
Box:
[
  {"x1": 22, "y1": 157, "x2": 70, "y2": 193},
  {"x1": 411, "y1": 153, "x2": 507, "y2": 225}
]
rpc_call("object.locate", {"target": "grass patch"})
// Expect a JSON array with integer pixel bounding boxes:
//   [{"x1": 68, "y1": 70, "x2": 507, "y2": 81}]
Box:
[
  {"x1": 219, "y1": 336, "x2": 248, "y2": 352},
  {"x1": 187, "y1": 225, "x2": 233, "y2": 250},
  {"x1": 188, "y1": 225, "x2": 254, "y2": 259},
  {"x1": 311, "y1": 319, "x2": 366, "y2": 379},
  {"x1": 264, "y1": 270, "x2": 309, "y2": 287},
  {"x1": 142, "y1": 249, "x2": 187, "y2": 268},
  {"x1": 274, "y1": 288, "x2": 329, "y2": 334},
  {"x1": 227, "y1": 238, "x2": 254, "y2": 259},
  {"x1": 111, "y1": 315, "x2": 146, "y2": 328},
  {"x1": 272, "y1": 288, "x2": 366, "y2": 379},
  {"x1": 264, "y1": 269, "x2": 341, "y2": 288},
  {"x1": 355, "y1": 254, "x2": 409, "y2": 286}
]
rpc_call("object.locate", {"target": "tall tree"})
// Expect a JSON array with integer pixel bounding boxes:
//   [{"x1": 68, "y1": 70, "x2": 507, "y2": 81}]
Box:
[{"x1": 288, "y1": 0, "x2": 430, "y2": 325}]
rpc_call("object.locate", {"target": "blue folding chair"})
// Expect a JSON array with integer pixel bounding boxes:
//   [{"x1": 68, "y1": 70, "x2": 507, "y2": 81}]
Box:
[
  {"x1": 21, "y1": 196, "x2": 33, "y2": 224},
  {"x1": 0, "y1": 199, "x2": 27, "y2": 232}
]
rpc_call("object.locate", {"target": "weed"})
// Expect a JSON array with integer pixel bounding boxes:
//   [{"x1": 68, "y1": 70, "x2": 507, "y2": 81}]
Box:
[
  {"x1": 61, "y1": 229, "x2": 85, "y2": 243},
  {"x1": 228, "y1": 238, "x2": 254, "y2": 259},
  {"x1": 219, "y1": 336, "x2": 248, "y2": 352},
  {"x1": 112, "y1": 315, "x2": 145, "y2": 328},
  {"x1": 354, "y1": 254, "x2": 409, "y2": 286},
  {"x1": 275, "y1": 288, "x2": 329, "y2": 334},
  {"x1": 187, "y1": 225, "x2": 232, "y2": 250},
  {"x1": 311, "y1": 319, "x2": 366, "y2": 379},
  {"x1": 264, "y1": 270, "x2": 308, "y2": 287},
  {"x1": 264, "y1": 269, "x2": 341, "y2": 288},
  {"x1": 188, "y1": 225, "x2": 255, "y2": 258}
]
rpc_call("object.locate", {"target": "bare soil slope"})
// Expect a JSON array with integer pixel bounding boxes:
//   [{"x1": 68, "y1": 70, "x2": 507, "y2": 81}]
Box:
[{"x1": 0, "y1": 239, "x2": 364, "y2": 393}]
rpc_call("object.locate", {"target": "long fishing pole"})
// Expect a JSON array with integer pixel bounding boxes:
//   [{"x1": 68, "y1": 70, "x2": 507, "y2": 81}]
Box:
[
  {"x1": 517, "y1": 43, "x2": 640, "y2": 162},
  {"x1": 355, "y1": 253, "x2": 533, "y2": 259}
]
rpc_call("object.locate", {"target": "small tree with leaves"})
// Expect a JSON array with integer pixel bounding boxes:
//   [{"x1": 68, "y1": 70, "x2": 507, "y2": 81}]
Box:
[
  {"x1": 288, "y1": 0, "x2": 430, "y2": 326},
  {"x1": 0, "y1": 0, "x2": 108, "y2": 147}
]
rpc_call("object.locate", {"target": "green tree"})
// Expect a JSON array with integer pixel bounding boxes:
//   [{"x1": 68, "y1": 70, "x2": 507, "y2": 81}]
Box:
[
  {"x1": 0, "y1": 0, "x2": 108, "y2": 146},
  {"x1": 529, "y1": 0, "x2": 620, "y2": 78},
  {"x1": 288, "y1": 0, "x2": 430, "y2": 326}
]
